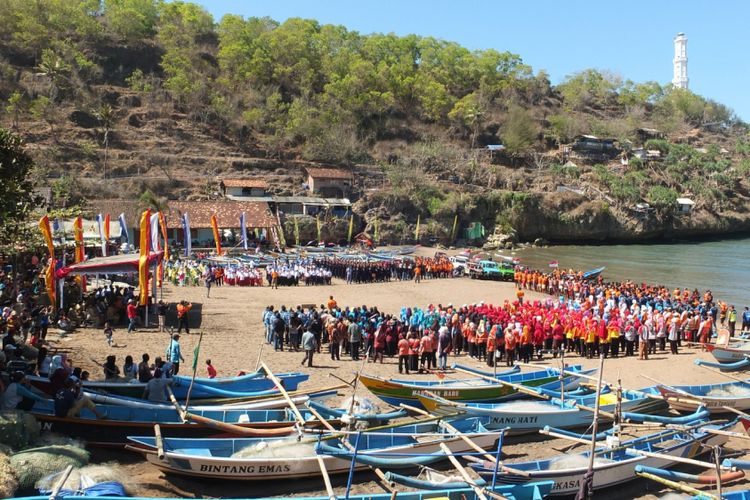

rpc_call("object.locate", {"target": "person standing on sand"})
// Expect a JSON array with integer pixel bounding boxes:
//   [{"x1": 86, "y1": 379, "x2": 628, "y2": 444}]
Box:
[
  {"x1": 397, "y1": 333, "x2": 410, "y2": 374},
  {"x1": 301, "y1": 329, "x2": 316, "y2": 367},
  {"x1": 103, "y1": 322, "x2": 114, "y2": 347},
  {"x1": 348, "y1": 320, "x2": 362, "y2": 361},
  {"x1": 126, "y1": 299, "x2": 137, "y2": 333},
  {"x1": 177, "y1": 301, "x2": 192, "y2": 334},
  {"x1": 205, "y1": 359, "x2": 217, "y2": 378},
  {"x1": 157, "y1": 300, "x2": 169, "y2": 332},
  {"x1": 166, "y1": 333, "x2": 185, "y2": 374}
]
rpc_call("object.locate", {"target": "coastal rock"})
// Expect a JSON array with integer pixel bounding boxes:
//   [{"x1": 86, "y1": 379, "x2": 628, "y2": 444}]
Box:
[{"x1": 533, "y1": 238, "x2": 549, "y2": 246}]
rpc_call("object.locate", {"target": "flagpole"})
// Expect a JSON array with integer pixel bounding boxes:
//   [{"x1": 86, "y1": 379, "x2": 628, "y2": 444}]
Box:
[{"x1": 183, "y1": 330, "x2": 204, "y2": 414}]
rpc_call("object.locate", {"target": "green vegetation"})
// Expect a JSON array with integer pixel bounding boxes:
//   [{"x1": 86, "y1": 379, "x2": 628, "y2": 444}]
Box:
[
  {"x1": 0, "y1": 128, "x2": 42, "y2": 248},
  {"x1": 0, "y1": 1, "x2": 749, "y2": 243}
]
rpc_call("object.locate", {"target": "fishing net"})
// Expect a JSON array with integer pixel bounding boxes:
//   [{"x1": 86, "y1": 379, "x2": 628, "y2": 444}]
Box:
[
  {"x1": 0, "y1": 450, "x2": 18, "y2": 498},
  {"x1": 35, "y1": 463, "x2": 132, "y2": 495},
  {"x1": 339, "y1": 396, "x2": 380, "y2": 415},
  {"x1": 9, "y1": 444, "x2": 90, "y2": 490},
  {"x1": 706, "y1": 385, "x2": 750, "y2": 398},
  {"x1": 423, "y1": 468, "x2": 464, "y2": 484},
  {"x1": 0, "y1": 410, "x2": 41, "y2": 450},
  {"x1": 231, "y1": 440, "x2": 316, "y2": 459},
  {"x1": 547, "y1": 455, "x2": 614, "y2": 471}
]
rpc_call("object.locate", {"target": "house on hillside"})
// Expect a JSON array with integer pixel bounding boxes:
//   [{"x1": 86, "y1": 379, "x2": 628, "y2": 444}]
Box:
[
  {"x1": 220, "y1": 179, "x2": 268, "y2": 198},
  {"x1": 305, "y1": 167, "x2": 353, "y2": 198},
  {"x1": 676, "y1": 197, "x2": 695, "y2": 214},
  {"x1": 563, "y1": 135, "x2": 620, "y2": 163}
]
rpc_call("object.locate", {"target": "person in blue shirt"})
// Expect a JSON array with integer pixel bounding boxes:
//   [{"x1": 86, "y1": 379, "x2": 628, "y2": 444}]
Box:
[
  {"x1": 742, "y1": 307, "x2": 750, "y2": 333},
  {"x1": 166, "y1": 333, "x2": 185, "y2": 375},
  {"x1": 1, "y1": 371, "x2": 46, "y2": 411}
]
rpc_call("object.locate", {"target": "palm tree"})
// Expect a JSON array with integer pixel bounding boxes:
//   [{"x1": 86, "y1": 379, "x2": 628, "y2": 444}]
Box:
[{"x1": 138, "y1": 189, "x2": 169, "y2": 212}]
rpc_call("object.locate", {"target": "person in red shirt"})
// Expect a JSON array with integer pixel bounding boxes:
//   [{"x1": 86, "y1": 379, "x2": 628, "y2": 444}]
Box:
[
  {"x1": 126, "y1": 299, "x2": 138, "y2": 333},
  {"x1": 205, "y1": 359, "x2": 217, "y2": 378},
  {"x1": 419, "y1": 331, "x2": 434, "y2": 370}
]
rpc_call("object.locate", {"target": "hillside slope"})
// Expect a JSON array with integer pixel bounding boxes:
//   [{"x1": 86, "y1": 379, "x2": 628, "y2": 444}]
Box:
[{"x1": 1, "y1": 1, "x2": 749, "y2": 244}]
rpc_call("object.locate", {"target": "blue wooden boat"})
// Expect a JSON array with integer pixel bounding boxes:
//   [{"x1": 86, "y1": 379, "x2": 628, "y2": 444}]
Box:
[
  {"x1": 306, "y1": 400, "x2": 409, "y2": 422},
  {"x1": 28, "y1": 369, "x2": 308, "y2": 400},
  {"x1": 653, "y1": 379, "x2": 750, "y2": 413},
  {"x1": 417, "y1": 387, "x2": 667, "y2": 435},
  {"x1": 582, "y1": 266, "x2": 605, "y2": 280},
  {"x1": 694, "y1": 356, "x2": 750, "y2": 372},
  {"x1": 13, "y1": 480, "x2": 555, "y2": 500},
  {"x1": 359, "y1": 365, "x2": 594, "y2": 408},
  {"x1": 28, "y1": 398, "x2": 333, "y2": 446},
  {"x1": 469, "y1": 419, "x2": 734, "y2": 496},
  {"x1": 126, "y1": 418, "x2": 499, "y2": 481}
]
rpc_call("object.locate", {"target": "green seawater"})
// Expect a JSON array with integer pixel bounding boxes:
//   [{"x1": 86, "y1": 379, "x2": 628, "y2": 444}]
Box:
[{"x1": 511, "y1": 238, "x2": 750, "y2": 307}]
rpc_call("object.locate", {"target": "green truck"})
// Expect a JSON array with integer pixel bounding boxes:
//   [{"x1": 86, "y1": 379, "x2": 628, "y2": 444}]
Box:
[{"x1": 468, "y1": 259, "x2": 515, "y2": 281}]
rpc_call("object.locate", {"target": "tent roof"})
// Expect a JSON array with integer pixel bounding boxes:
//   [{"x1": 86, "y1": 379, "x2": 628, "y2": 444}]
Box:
[{"x1": 56, "y1": 251, "x2": 163, "y2": 278}]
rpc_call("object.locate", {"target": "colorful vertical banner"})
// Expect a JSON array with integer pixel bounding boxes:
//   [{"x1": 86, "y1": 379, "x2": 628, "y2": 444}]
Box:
[
  {"x1": 118, "y1": 213, "x2": 129, "y2": 244},
  {"x1": 451, "y1": 214, "x2": 458, "y2": 241},
  {"x1": 181, "y1": 213, "x2": 191, "y2": 257},
  {"x1": 414, "y1": 214, "x2": 421, "y2": 242},
  {"x1": 73, "y1": 216, "x2": 86, "y2": 291},
  {"x1": 240, "y1": 212, "x2": 248, "y2": 250},
  {"x1": 158, "y1": 212, "x2": 169, "y2": 261},
  {"x1": 39, "y1": 216, "x2": 56, "y2": 304},
  {"x1": 347, "y1": 215, "x2": 354, "y2": 243},
  {"x1": 104, "y1": 214, "x2": 110, "y2": 241},
  {"x1": 293, "y1": 216, "x2": 300, "y2": 246},
  {"x1": 210, "y1": 214, "x2": 222, "y2": 255},
  {"x1": 149, "y1": 212, "x2": 161, "y2": 253},
  {"x1": 373, "y1": 218, "x2": 379, "y2": 243},
  {"x1": 96, "y1": 214, "x2": 106, "y2": 256},
  {"x1": 316, "y1": 214, "x2": 322, "y2": 242},
  {"x1": 138, "y1": 210, "x2": 151, "y2": 306}
]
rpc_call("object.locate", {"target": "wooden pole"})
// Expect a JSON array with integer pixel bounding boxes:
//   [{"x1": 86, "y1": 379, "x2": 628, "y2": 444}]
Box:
[
  {"x1": 165, "y1": 385, "x2": 186, "y2": 422},
  {"x1": 183, "y1": 330, "x2": 204, "y2": 414},
  {"x1": 49, "y1": 465, "x2": 74, "y2": 500},
  {"x1": 260, "y1": 362, "x2": 306, "y2": 425},
  {"x1": 153, "y1": 423, "x2": 165, "y2": 460},
  {"x1": 438, "y1": 442, "x2": 488, "y2": 500},
  {"x1": 305, "y1": 405, "x2": 394, "y2": 492},
  {"x1": 635, "y1": 469, "x2": 720, "y2": 500},
  {"x1": 583, "y1": 354, "x2": 605, "y2": 499},
  {"x1": 626, "y1": 449, "x2": 731, "y2": 470},
  {"x1": 723, "y1": 406, "x2": 750, "y2": 418},
  {"x1": 453, "y1": 367, "x2": 550, "y2": 399},
  {"x1": 316, "y1": 455, "x2": 336, "y2": 500},
  {"x1": 696, "y1": 363, "x2": 750, "y2": 385},
  {"x1": 714, "y1": 446, "x2": 723, "y2": 498},
  {"x1": 539, "y1": 428, "x2": 606, "y2": 446}
]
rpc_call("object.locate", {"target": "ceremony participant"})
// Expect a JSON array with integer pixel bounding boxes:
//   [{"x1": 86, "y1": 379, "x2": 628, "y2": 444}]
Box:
[
  {"x1": 206, "y1": 359, "x2": 217, "y2": 378},
  {"x1": 166, "y1": 333, "x2": 185, "y2": 375},
  {"x1": 1, "y1": 371, "x2": 46, "y2": 411},
  {"x1": 301, "y1": 328, "x2": 316, "y2": 367},
  {"x1": 177, "y1": 300, "x2": 192, "y2": 334}
]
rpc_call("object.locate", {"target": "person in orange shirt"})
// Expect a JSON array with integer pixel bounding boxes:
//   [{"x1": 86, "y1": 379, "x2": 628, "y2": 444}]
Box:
[
  {"x1": 504, "y1": 327, "x2": 517, "y2": 367},
  {"x1": 408, "y1": 332, "x2": 420, "y2": 372},
  {"x1": 176, "y1": 300, "x2": 192, "y2": 334},
  {"x1": 419, "y1": 331, "x2": 434, "y2": 370},
  {"x1": 397, "y1": 334, "x2": 410, "y2": 374},
  {"x1": 486, "y1": 325, "x2": 497, "y2": 367},
  {"x1": 326, "y1": 295, "x2": 337, "y2": 310}
]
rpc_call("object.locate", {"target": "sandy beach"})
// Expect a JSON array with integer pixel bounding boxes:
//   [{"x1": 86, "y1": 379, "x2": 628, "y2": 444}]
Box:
[{"x1": 45, "y1": 277, "x2": 750, "y2": 499}]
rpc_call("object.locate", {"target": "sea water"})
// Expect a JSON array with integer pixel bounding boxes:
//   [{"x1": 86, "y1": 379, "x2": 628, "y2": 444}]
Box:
[{"x1": 515, "y1": 237, "x2": 750, "y2": 307}]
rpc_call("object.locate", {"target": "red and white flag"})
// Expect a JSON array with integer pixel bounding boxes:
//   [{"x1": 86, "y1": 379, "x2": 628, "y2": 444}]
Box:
[{"x1": 549, "y1": 260, "x2": 559, "y2": 268}]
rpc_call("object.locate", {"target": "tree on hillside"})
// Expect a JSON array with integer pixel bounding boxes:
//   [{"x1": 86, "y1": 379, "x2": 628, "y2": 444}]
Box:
[
  {"x1": 138, "y1": 189, "x2": 168, "y2": 212},
  {"x1": 502, "y1": 105, "x2": 539, "y2": 156},
  {"x1": 0, "y1": 128, "x2": 43, "y2": 248}
]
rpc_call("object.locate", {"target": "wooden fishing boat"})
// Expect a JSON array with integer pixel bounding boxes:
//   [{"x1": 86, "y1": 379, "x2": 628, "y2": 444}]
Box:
[
  {"x1": 470, "y1": 419, "x2": 734, "y2": 496},
  {"x1": 84, "y1": 387, "x2": 338, "y2": 411},
  {"x1": 127, "y1": 418, "x2": 497, "y2": 481},
  {"x1": 706, "y1": 342, "x2": 750, "y2": 363},
  {"x1": 417, "y1": 388, "x2": 667, "y2": 435},
  {"x1": 29, "y1": 370, "x2": 308, "y2": 400},
  {"x1": 28, "y1": 399, "x2": 334, "y2": 447},
  {"x1": 694, "y1": 356, "x2": 750, "y2": 372},
  {"x1": 582, "y1": 266, "x2": 605, "y2": 280},
  {"x1": 12, "y1": 480, "x2": 555, "y2": 500},
  {"x1": 359, "y1": 365, "x2": 593, "y2": 408},
  {"x1": 652, "y1": 380, "x2": 750, "y2": 413}
]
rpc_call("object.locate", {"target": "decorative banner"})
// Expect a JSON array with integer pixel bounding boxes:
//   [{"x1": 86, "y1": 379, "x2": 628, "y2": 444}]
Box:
[
  {"x1": 316, "y1": 214, "x2": 321, "y2": 242},
  {"x1": 73, "y1": 216, "x2": 84, "y2": 263},
  {"x1": 414, "y1": 214, "x2": 421, "y2": 242},
  {"x1": 73, "y1": 216, "x2": 86, "y2": 291},
  {"x1": 39, "y1": 216, "x2": 56, "y2": 304},
  {"x1": 38, "y1": 215, "x2": 55, "y2": 257},
  {"x1": 347, "y1": 215, "x2": 354, "y2": 243},
  {"x1": 181, "y1": 213, "x2": 191, "y2": 256},
  {"x1": 293, "y1": 216, "x2": 300, "y2": 246},
  {"x1": 45, "y1": 257, "x2": 56, "y2": 304},
  {"x1": 549, "y1": 260, "x2": 559, "y2": 268},
  {"x1": 373, "y1": 218, "x2": 379, "y2": 243},
  {"x1": 210, "y1": 214, "x2": 222, "y2": 255},
  {"x1": 240, "y1": 211, "x2": 248, "y2": 250},
  {"x1": 158, "y1": 211, "x2": 169, "y2": 261},
  {"x1": 96, "y1": 213, "x2": 106, "y2": 256},
  {"x1": 149, "y1": 212, "x2": 161, "y2": 253},
  {"x1": 138, "y1": 209, "x2": 151, "y2": 306},
  {"x1": 118, "y1": 213, "x2": 129, "y2": 244},
  {"x1": 104, "y1": 214, "x2": 110, "y2": 241},
  {"x1": 451, "y1": 214, "x2": 458, "y2": 240}
]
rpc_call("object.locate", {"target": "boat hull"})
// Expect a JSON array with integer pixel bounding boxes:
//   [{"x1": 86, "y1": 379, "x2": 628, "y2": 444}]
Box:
[
  {"x1": 656, "y1": 385, "x2": 750, "y2": 413},
  {"x1": 707, "y1": 343, "x2": 750, "y2": 363}
]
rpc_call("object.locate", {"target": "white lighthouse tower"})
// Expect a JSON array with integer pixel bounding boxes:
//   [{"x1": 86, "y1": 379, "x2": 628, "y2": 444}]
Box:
[{"x1": 672, "y1": 32, "x2": 688, "y2": 89}]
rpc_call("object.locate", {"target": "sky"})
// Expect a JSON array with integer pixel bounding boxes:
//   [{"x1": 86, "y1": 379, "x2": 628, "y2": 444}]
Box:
[{"x1": 197, "y1": 1, "x2": 750, "y2": 121}]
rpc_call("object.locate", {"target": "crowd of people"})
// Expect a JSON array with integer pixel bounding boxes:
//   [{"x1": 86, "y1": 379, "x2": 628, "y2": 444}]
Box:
[
  {"x1": 316, "y1": 255, "x2": 456, "y2": 284},
  {"x1": 265, "y1": 260, "x2": 333, "y2": 287}
]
